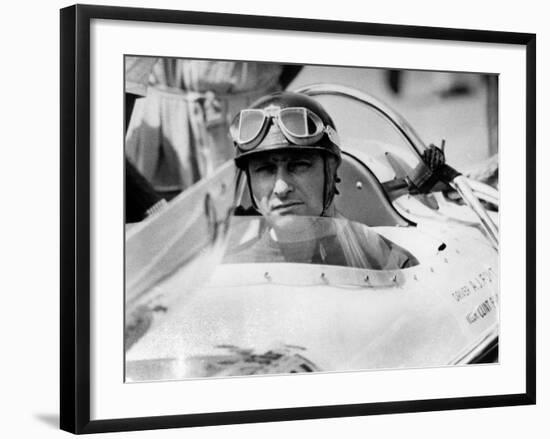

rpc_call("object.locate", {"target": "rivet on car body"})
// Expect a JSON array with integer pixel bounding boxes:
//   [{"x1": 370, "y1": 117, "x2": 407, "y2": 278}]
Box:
[{"x1": 264, "y1": 272, "x2": 271, "y2": 281}]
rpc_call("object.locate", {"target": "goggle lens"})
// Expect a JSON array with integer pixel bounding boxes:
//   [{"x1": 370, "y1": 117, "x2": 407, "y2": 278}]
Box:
[
  {"x1": 238, "y1": 110, "x2": 267, "y2": 144},
  {"x1": 279, "y1": 108, "x2": 310, "y2": 136}
]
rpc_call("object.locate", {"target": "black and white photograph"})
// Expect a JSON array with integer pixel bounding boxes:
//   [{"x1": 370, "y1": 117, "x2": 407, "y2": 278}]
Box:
[
  {"x1": 54, "y1": 3, "x2": 537, "y2": 434},
  {"x1": 124, "y1": 57, "x2": 500, "y2": 382},
  {"x1": 2, "y1": 0, "x2": 546, "y2": 435}
]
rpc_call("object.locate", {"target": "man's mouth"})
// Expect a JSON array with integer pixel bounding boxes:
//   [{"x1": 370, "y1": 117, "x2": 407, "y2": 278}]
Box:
[{"x1": 271, "y1": 201, "x2": 303, "y2": 212}]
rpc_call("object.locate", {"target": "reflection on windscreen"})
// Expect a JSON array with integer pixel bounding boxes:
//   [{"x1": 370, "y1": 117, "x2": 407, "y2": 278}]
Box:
[{"x1": 223, "y1": 216, "x2": 417, "y2": 270}]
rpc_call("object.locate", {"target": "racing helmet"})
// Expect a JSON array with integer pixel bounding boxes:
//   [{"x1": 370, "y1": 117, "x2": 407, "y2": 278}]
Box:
[{"x1": 231, "y1": 92, "x2": 342, "y2": 214}]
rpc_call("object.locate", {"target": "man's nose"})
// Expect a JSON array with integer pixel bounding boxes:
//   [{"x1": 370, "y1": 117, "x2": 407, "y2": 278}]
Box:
[{"x1": 272, "y1": 168, "x2": 293, "y2": 197}]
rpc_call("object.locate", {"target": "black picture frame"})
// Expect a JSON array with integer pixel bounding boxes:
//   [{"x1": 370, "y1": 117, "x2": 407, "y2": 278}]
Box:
[{"x1": 60, "y1": 4, "x2": 536, "y2": 434}]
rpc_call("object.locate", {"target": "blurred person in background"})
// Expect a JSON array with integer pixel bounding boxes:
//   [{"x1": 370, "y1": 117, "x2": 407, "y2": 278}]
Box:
[
  {"x1": 125, "y1": 59, "x2": 302, "y2": 198},
  {"x1": 125, "y1": 56, "x2": 166, "y2": 223}
]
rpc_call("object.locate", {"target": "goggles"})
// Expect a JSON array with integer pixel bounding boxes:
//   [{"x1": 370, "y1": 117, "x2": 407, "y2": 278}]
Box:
[{"x1": 230, "y1": 105, "x2": 340, "y2": 152}]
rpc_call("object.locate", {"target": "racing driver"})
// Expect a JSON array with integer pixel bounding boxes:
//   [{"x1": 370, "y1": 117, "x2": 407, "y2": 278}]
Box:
[{"x1": 226, "y1": 91, "x2": 415, "y2": 269}]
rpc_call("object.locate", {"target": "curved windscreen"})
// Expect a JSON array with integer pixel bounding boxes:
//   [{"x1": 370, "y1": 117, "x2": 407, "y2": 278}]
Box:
[
  {"x1": 223, "y1": 215, "x2": 417, "y2": 270},
  {"x1": 312, "y1": 94, "x2": 424, "y2": 182}
]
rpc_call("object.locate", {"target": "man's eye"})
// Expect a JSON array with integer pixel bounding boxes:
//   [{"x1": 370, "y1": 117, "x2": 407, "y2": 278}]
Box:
[
  {"x1": 290, "y1": 161, "x2": 311, "y2": 171},
  {"x1": 252, "y1": 164, "x2": 274, "y2": 174}
]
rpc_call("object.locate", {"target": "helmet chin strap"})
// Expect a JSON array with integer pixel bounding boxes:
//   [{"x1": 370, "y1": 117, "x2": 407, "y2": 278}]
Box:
[
  {"x1": 321, "y1": 155, "x2": 338, "y2": 217},
  {"x1": 320, "y1": 168, "x2": 329, "y2": 217},
  {"x1": 244, "y1": 167, "x2": 260, "y2": 211}
]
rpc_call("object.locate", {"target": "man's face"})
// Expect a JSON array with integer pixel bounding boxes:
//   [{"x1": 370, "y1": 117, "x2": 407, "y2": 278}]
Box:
[{"x1": 247, "y1": 149, "x2": 325, "y2": 217}]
